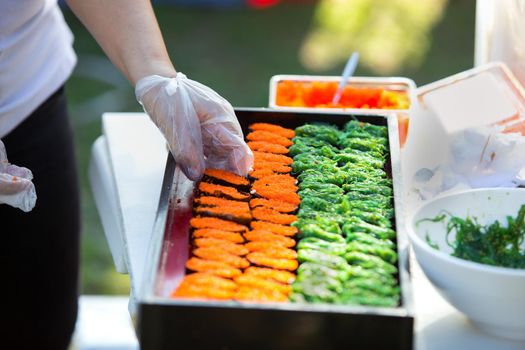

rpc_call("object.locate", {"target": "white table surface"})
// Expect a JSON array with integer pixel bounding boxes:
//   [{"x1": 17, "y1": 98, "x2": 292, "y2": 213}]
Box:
[{"x1": 89, "y1": 112, "x2": 525, "y2": 350}]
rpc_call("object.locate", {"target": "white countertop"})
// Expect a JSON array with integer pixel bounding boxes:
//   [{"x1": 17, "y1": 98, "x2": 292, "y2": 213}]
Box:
[{"x1": 89, "y1": 112, "x2": 525, "y2": 350}]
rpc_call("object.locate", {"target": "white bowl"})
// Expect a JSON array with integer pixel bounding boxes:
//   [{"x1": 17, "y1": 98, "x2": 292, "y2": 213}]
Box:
[{"x1": 408, "y1": 188, "x2": 525, "y2": 340}]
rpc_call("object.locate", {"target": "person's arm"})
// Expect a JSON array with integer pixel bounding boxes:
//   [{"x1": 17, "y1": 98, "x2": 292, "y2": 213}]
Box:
[
  {"x1": 65, "y1": 0, "x2": 175, "y2": 85},
  {"x1": 65, "y1": 0, "x2": 253, "y2": 180}
]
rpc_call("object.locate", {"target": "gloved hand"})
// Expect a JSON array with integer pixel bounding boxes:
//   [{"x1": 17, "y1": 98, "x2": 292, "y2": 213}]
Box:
[
  {"x1": 0, "y1": 140, "x2": 37, "y2": 212},
  {"x1": 135, "y1": 73, "x2": 253, "y2": 181}
]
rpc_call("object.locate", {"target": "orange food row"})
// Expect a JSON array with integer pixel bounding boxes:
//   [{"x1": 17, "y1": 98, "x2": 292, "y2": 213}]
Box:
[{"x1": 172, "y1": 124, "x2": 300, "y2": 303}]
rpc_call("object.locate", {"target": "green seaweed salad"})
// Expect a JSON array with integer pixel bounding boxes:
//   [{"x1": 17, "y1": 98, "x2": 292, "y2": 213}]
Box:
[
  {"x1": 288, "y1": 121, "x2": 400, "y2": 307},
  {"x1": 423, "y1": 205, "x2": 525, "y2": 269}
]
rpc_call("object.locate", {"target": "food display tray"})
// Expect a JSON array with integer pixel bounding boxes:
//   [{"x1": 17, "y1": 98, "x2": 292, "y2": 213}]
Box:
[{"x1": 138, "y1": 108, "x2": 414, "y2": 350}]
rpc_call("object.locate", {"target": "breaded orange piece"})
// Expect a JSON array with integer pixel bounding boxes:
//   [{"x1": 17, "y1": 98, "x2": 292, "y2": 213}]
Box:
[
  {"x1": 193, "y1": 247, "x2": 250, "y2": 269},
  {"x1": 245, "y1": 242, "x2": 297, "y2": 259},
  {"x1": 195, "y1": 196, "x2": 249, "y2": 211},
  {"x1": 246, "y1": 252, "x2": 299, "y2": 271},
  {"x1": 203, "y1": 168, "x2": 250, "y2": 187},
  {"x1": 235, "y1": 286, "x2": 288, "y2": 303},
  {"x1": 190, "y1": 217, "x2": 248, "y2": 232},
  {"x1": 194, "y1": 206, "x2": 252, "y2": 224},
  {"x1": 186, "y1": 257, "x2": 242, "y2": 278},
  {"x1": 249, "y1": 123, "x2": 295, "y2": 139},
  {"x1": 243, "y1": 230, "x2": 296, "y2": 247},
  {"x1": 194, "y1": 238, "x2": 249, "y2": 256},
  {"x1": 249, "y1": 198, "x2": 297, "y2": 213},
  {"x1": 248, "y1": 141, "x2": 289, "y2": 154},
  {"x1": 172, "y1": 283, "x2": 235, "y2": 300},
  {"x1": 250, "y1": 221, "x2": 298, "y2": 236},
  {"x1": 198, "y1": 182, "x2": 250, "y2": 201},
  {"x1": 253, "y1": 151, "x2": 293, "y2": 165},
  {"x1": 251, "y1": 207, "x2": 297, "y2": 225},
  {"x1": 192, "y1": 229, "x2": 245, "y2": 243},
  {"x1": 181, "y1": 273, "x2": 238, "y2": 290},
  {"x1": 246, "y1": 130, "x2": 293, "y2": 147},
  {"x1": 244, "y1": 266, "x2": 296, "y2": 284},
  {"x1": 234, "y1": 274, "x2": 292, "y2": 295},
  {"x1": 251, "y1": 161, "x2": 292, "y2": 174}
]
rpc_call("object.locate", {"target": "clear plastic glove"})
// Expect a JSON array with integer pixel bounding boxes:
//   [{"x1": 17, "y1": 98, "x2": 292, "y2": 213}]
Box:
[
  {"x1": 0, "y1": 140, "x2": 37, "y2": 212},
  {"x1": 135, "y1": 73, "x2": 253, "y2": 180}
]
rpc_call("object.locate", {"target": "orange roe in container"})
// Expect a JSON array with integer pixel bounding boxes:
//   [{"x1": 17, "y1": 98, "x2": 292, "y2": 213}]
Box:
[{"x1": 275, "y1": 80, "x2": 410, "y2": 110}]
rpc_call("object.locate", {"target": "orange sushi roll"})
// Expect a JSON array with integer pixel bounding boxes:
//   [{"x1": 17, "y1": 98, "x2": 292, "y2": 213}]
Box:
[
  {"x1": 244, "y1": 266, "x2": 296, "y2": 284},
  {"x1": 251, "y1": 207, "x2": 297, "y2": 225},
  {"x1": 250, "y1": 221, "x2": 298, "y2": 237},
  {"x1": 234, "y1": 286, "x2": 288, "y2": 303},
  {"x1": 251, "y1": 187, "x2": 301, "y2": 205},
  {"x1": 194, "y1": 206, "x2": 252, "y2": 225},
  {"x1": 194, "y1": 238, "x2": 249, "y2": 256},
  {"x1": 203, "y1": 168, "x2": 250, "y2": 187},
  {"x1": 192, "y1": 229, "x2": 245, "y2": 243},
  {"x1": 172, "y1": 283, "x2": 235, "y2": 300},
  {"x1": 249, "y1": 123, "x2": 295, "y2": 139},
  {"x1": 249, "y1": 198, "x2": 297, "y2": 213},
  {"x1": 254, "y1": 174, "x2": 297, "y2": 186},
  {"x1": 198, "y1": 182, "x2": 250, "y2": 201},
  {"x1": 248, "y1": 141, "x2": 289, "y2": 154},
  {"x1": 234, "y1": 274, "x2": 292, "y2": 295},
  {"x1": 180, "y1": 273, "x2": 238, "y2": 290},
  {"x1": 243, "y1": 230, "x2": 296, "y2": 247},
  {"x1": 190, "y1": 217, "x2": 248, "y2": 232},
  {"x1": 246, "y1": 130, "x2": 293, "y2": 147},
  {"x1": 246, "y1": 252, "x2": 299, "y2": 271},
  {"x1": 193, "y1": 247, "x2": 250, "y2": 269},
  {"x1": 186, "y1": 257, "x2": 242, "y2": 278},
  {"x1": 251, "y1": 161, "x2": 292, "y2": 174},
  {"x1": 248, "y1": 168, "x2": 279, "y2": 179},
  {"x1": 244, "y1": 242, "x2": 297, "y2": 259},
  {"x1": 253, "y1": 151, "x2": 293, "y2": 165},
  {"x1": 194, "y1": 196, "x2": 249, "y2": 211}
]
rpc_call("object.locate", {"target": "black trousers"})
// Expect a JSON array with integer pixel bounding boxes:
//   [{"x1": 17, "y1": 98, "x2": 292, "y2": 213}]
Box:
[{"x1": 0, "y1": 87, "x2": 80, "y2": 350}]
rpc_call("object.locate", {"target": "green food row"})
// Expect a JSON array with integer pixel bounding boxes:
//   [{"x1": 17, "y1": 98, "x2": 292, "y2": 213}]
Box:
[{"x1": 289, "y1": 121, "x2": 400, "y2": 307}]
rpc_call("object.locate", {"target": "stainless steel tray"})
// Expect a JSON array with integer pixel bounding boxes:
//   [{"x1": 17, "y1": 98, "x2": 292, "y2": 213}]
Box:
[{"x1": 138, "y1": 108, "x2": 414, "y2": 350}]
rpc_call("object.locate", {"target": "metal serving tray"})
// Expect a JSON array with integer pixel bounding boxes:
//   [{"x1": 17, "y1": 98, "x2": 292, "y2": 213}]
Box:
[{"x1": 138, "y1": 108, "x2": 414, "y2": 350}]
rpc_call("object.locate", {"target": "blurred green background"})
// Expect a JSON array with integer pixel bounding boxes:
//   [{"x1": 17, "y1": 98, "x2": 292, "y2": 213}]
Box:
[{"x1": 65, "y1": 0, "x2": 475, "y2": 294}]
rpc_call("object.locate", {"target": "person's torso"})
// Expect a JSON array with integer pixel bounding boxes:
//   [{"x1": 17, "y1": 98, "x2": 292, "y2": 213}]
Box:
[{"x1": 0, "y1": 0, "x2": 77, "y2": 138}]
